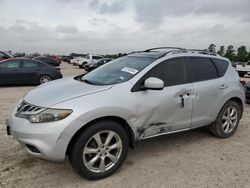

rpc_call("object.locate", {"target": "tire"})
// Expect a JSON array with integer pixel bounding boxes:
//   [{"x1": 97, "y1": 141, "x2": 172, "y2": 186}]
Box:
[
  {"x1": 38, "y1": 75, "x2": 52, "y2": 84},
  {"x1": 209, "y1": 101, "x2": 242, "y2": 138},
  {"x1": 69, "y1": 120, "x2": 129, "y2": 180},
  {"x1": 238, "y1": 72, "x2": 245, "y2": 77}
]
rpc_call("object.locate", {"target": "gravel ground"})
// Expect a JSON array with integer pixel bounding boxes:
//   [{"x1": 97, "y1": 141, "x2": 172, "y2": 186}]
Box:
[{"x1": 0, "y1": 62, "x2": 250, "y2": 188}]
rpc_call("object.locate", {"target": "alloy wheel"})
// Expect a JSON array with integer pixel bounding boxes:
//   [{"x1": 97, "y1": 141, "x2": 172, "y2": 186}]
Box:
[
  {"x1": 83, "y1": 130, "x2": 123, "y2": 173},
  {"x1": 221, "y1": 106, "x2": 238, "y2": 134},
  {"x1": 40, "y1": 75, "x2": 51, "y2": 84}
]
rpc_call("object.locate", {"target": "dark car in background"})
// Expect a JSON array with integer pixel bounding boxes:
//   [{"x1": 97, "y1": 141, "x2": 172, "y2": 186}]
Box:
[
  {"x1": 82, "y1": 58, "x2": 111, "y2": 71},
  {"x1": 47, "y1": 55, "x2": 61, "y2": 65},
  {"x1": 33, "y1": 56, "x2": 60, "y2": 66},
  {"x1": 61, "y1": 55, "x2": 71, "y2": 63},
  {"x1": 245, "y1": 81, "x2": 250, "y2": 103},
  {"x1": 0, "y1": 58, "x2": 62, "y2": 85},
  {"x1": 0, "y1": 51, "x2": 13, "y2": 61}
]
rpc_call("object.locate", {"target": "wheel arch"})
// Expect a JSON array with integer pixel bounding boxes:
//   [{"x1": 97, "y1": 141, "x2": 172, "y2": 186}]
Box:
[
  {"x1": 66, "y1": 116, "x2": 135, "y2": 156},
  {"x1": 228, "y1": 97, "x2": 244, "y2": 118}
]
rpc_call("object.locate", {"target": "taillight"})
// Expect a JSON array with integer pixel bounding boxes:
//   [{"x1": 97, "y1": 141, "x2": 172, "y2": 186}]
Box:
[{"x1": 240, "y1": 79, "x2": 246, "y2": 88}]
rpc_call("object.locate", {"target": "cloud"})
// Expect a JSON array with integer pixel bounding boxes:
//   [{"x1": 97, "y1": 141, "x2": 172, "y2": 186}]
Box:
[
  {"x1": 55, "y1": 25, "x2": 79, "y2": 34},
  {"x1": 89, "y1": 0, "x2": 126, "y2": 14},
  {"x1": 132, "y1": 0, "x2": 250, "y2": 26},
  {"x1": 0, "y1": 0, "x2": 250, "y2": 54}
]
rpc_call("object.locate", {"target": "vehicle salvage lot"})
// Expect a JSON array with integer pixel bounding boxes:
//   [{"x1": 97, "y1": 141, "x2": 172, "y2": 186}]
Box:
[{"x1": 0, "y1": 62, "x2": 250, "y2": 188}]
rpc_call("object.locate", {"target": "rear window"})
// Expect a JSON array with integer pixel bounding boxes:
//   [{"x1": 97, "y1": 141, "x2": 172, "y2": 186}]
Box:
[
  {"x1": 211, "y1": 58, "x2": 229, "y2": 77},
  {"x1": 188, "y1": 57, "x2": 218, "y2": 82}
]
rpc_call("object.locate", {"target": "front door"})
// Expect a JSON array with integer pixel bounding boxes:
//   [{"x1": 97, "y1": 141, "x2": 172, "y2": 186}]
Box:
[
  {"x1": 0, "y1": 59, "x2": 22, "y2": 85},
  {"x1": 133, "y1": 57, "x2": 193, "y2": 139}
]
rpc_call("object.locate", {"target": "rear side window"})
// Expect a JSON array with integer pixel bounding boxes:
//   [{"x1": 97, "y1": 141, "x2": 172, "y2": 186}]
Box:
[
  {"x1": 22, "y1": 60, "x2": 39, "y2": 68},
  {"x1": 211, "y1": 58, "x2": 229, "y2": 77},
  {"x1": 188, "y1": 57, "x2": 218, "y2": 82}
]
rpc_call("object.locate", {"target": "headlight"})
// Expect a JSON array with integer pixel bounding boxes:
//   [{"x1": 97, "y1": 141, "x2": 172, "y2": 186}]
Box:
[{"x1": 17, "y1": 108, "x2": 73, "y2": 123}]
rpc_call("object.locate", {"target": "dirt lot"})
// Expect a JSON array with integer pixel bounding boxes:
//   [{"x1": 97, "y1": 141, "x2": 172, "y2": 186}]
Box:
[{"x1": 0, "y1": 62, "x2": 250, "y2": 188}]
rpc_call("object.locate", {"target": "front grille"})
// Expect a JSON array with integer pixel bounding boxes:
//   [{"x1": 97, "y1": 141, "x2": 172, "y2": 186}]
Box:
[{"x1": 16, "y1": 101, "x2": 44, "y2": 114}]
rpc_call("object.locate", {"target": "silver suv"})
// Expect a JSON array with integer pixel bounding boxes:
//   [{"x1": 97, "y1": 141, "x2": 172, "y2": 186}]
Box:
[{"x1": 7, "y1": 47, "x2": 245, "y2": 180}]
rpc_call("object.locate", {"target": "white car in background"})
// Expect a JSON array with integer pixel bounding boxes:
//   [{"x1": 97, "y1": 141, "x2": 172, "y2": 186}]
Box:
[
  {"x1": 70, "y1": 57, "x2": 85, "y2": 66},
  {"x1": 77, "y1": 54, "x2": 103, "y2": 68}
]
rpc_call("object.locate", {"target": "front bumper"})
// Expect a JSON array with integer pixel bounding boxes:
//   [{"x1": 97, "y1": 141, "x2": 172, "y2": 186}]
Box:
[{"x1": 7, "y1": 110, "x2": 79, "y2": 162}]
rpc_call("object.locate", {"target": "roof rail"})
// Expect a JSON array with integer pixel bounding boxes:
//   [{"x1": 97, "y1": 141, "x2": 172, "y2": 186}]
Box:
[
  {"x1": 129, "y1": 47, "x2": 220, "y2": 58},
  {"x1": 169, "y1": 49, "x2": 220, "y2": 56},
  {"x1": 144, "y1": 47, "x2": 185, "y2": 52}
]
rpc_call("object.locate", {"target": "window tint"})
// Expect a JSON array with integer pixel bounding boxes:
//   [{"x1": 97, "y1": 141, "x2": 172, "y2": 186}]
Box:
[
  {"x1": 0, "y1": 52, "x2": 5, "y2": 57},
  {"x1": 131, "y1": 57, "x2": 187, "y2": 91},
  {"x1": 93, "y1": 56, "x2": 102, "y2": 60},
  {"x1": 22, "y1": 60, "x2": 39, "y2": 68},
  {"x1": 211, "y1": 58, "x2": 229, "y2": 77},
  {"x1": 188, "y1": 57, "x2": 218, "y2": 82},
  {"x1": 0, "y1": 60, "x2": 21, "y2": 68},
  {"x1": 146, "y1": 57, "x2": 187, "y2": 87}
]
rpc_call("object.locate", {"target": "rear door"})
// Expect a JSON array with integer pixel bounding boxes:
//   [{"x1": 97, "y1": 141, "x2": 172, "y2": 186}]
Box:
[
  {"x1": 20, "y1": 59, "x2": 40, "y2": 84},
  {"x1": 187, "y1": 57, "x2": 225, "y2": 128},
  {"x1": 0, "y1": 59, "x2": 21, "y2": 84}
]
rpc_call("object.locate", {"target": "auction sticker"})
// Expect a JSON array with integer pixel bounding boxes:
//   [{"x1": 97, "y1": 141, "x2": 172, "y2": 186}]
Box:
[{"x1": 121, "y1": 67, "x2": 139, "y2": 75}]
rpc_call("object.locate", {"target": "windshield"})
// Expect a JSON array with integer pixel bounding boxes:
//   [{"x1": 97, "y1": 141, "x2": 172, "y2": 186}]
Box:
[{"x1": 81, "y1": 56, "x2": 155, "y2": 85}]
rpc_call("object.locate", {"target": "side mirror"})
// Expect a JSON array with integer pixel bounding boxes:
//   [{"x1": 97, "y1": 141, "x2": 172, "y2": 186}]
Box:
[{"x1": 143, "y1": 77, "x2": 164, "y2": 90}]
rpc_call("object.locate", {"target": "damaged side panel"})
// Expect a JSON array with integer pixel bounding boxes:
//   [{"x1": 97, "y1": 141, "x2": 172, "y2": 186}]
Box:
[{"x1": 134, "y1": 84, "x2": 193, "y2": 140}]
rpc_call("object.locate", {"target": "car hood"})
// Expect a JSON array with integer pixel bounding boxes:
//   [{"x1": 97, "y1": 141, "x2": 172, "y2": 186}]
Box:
[{"x1": 23, "y1": 77, "x2": 112, "y2": 107}]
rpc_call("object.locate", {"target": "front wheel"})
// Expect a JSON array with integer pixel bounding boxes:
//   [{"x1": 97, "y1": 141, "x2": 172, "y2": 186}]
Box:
[
  {"x1": 69, "y1": 120, "x2": 129, "y2": 180},
  {"x1": 209, "y1": 101, "x2": 242, "y2": 138}
]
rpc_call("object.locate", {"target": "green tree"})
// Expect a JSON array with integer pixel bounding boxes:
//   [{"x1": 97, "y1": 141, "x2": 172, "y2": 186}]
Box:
[
  {"x1": 217, "y1": 46, "x2": 225, "y2": 56},
  {"x1": 208, "y1": 44, "x2": 216, "y2": 53},
  {"x1": 225, "y1": 45, "x2": 236, "y2": 61},
  {"x1": 247, "y1": 51, "x2": 250, "y2": 61},
  {"x1": 236, "y1": 46, "x2": 248, "y2": 62}
]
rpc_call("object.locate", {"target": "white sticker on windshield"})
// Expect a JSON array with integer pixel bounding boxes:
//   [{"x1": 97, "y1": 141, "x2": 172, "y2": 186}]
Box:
[{"x1": 121, "y1": 67, "x2": 139, "y2": 75}]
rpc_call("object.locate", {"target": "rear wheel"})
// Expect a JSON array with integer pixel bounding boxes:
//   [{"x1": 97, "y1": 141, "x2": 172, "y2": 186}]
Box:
[
  {"x1": 69, "y1": 120, "x2": 129, "y2": 180},
  {"x1": 39, "y1": 75, "x2": 51, "y2": 84},
  {"x1": 209, "y1": 101, "x2": 241, "y2": 138}
]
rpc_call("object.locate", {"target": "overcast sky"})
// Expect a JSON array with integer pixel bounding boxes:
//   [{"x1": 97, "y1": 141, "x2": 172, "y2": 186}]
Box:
[{"x1": 0, "y1": 0, "x2": 249, "y2": 54}]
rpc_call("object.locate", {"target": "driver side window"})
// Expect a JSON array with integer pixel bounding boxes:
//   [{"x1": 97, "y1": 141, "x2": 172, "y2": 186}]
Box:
[{"x1": 132, "y1": 57, "x2": 188, "y2": 92}]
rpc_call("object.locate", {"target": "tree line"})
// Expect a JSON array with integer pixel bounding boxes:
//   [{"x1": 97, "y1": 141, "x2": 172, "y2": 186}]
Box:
[{"x1": 208, "y1": 44, "x2": 250, "y2": 62}]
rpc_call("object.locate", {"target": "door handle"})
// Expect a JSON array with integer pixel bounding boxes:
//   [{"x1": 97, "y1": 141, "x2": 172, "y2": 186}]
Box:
[
  {"x1": 219, "y1": 84, "x2": 228, "y2": 89},
  {"x1": 179, "y1": 95, "x2": 184, "y2": 108}
]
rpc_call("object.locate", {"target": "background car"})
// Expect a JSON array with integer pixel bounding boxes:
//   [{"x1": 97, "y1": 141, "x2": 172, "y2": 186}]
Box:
[
  {"x1": 82, "y1": 58, "x2": 111, "y2": 71},
  {"x1": 0, "y1": 51, "x2": 13, "y2": 61},
  {"x1": 47, "y1": 55, "x2": 61, "y2": 65},
  {"x1": 72, "y1": 57, "x2": 86, "y2": 66},
  {"x1": 76, "y1": 54, "x2": 103, "y2": 67},
  {"x1": 61, "y1": 55, "x2": 71, "y2": 63},
  {"x1": 33, "y1": 56, "x2": 60, "y2": 66},
  {"x1": 0, "y1": 58, "x2": 62, "y2": 85}
]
